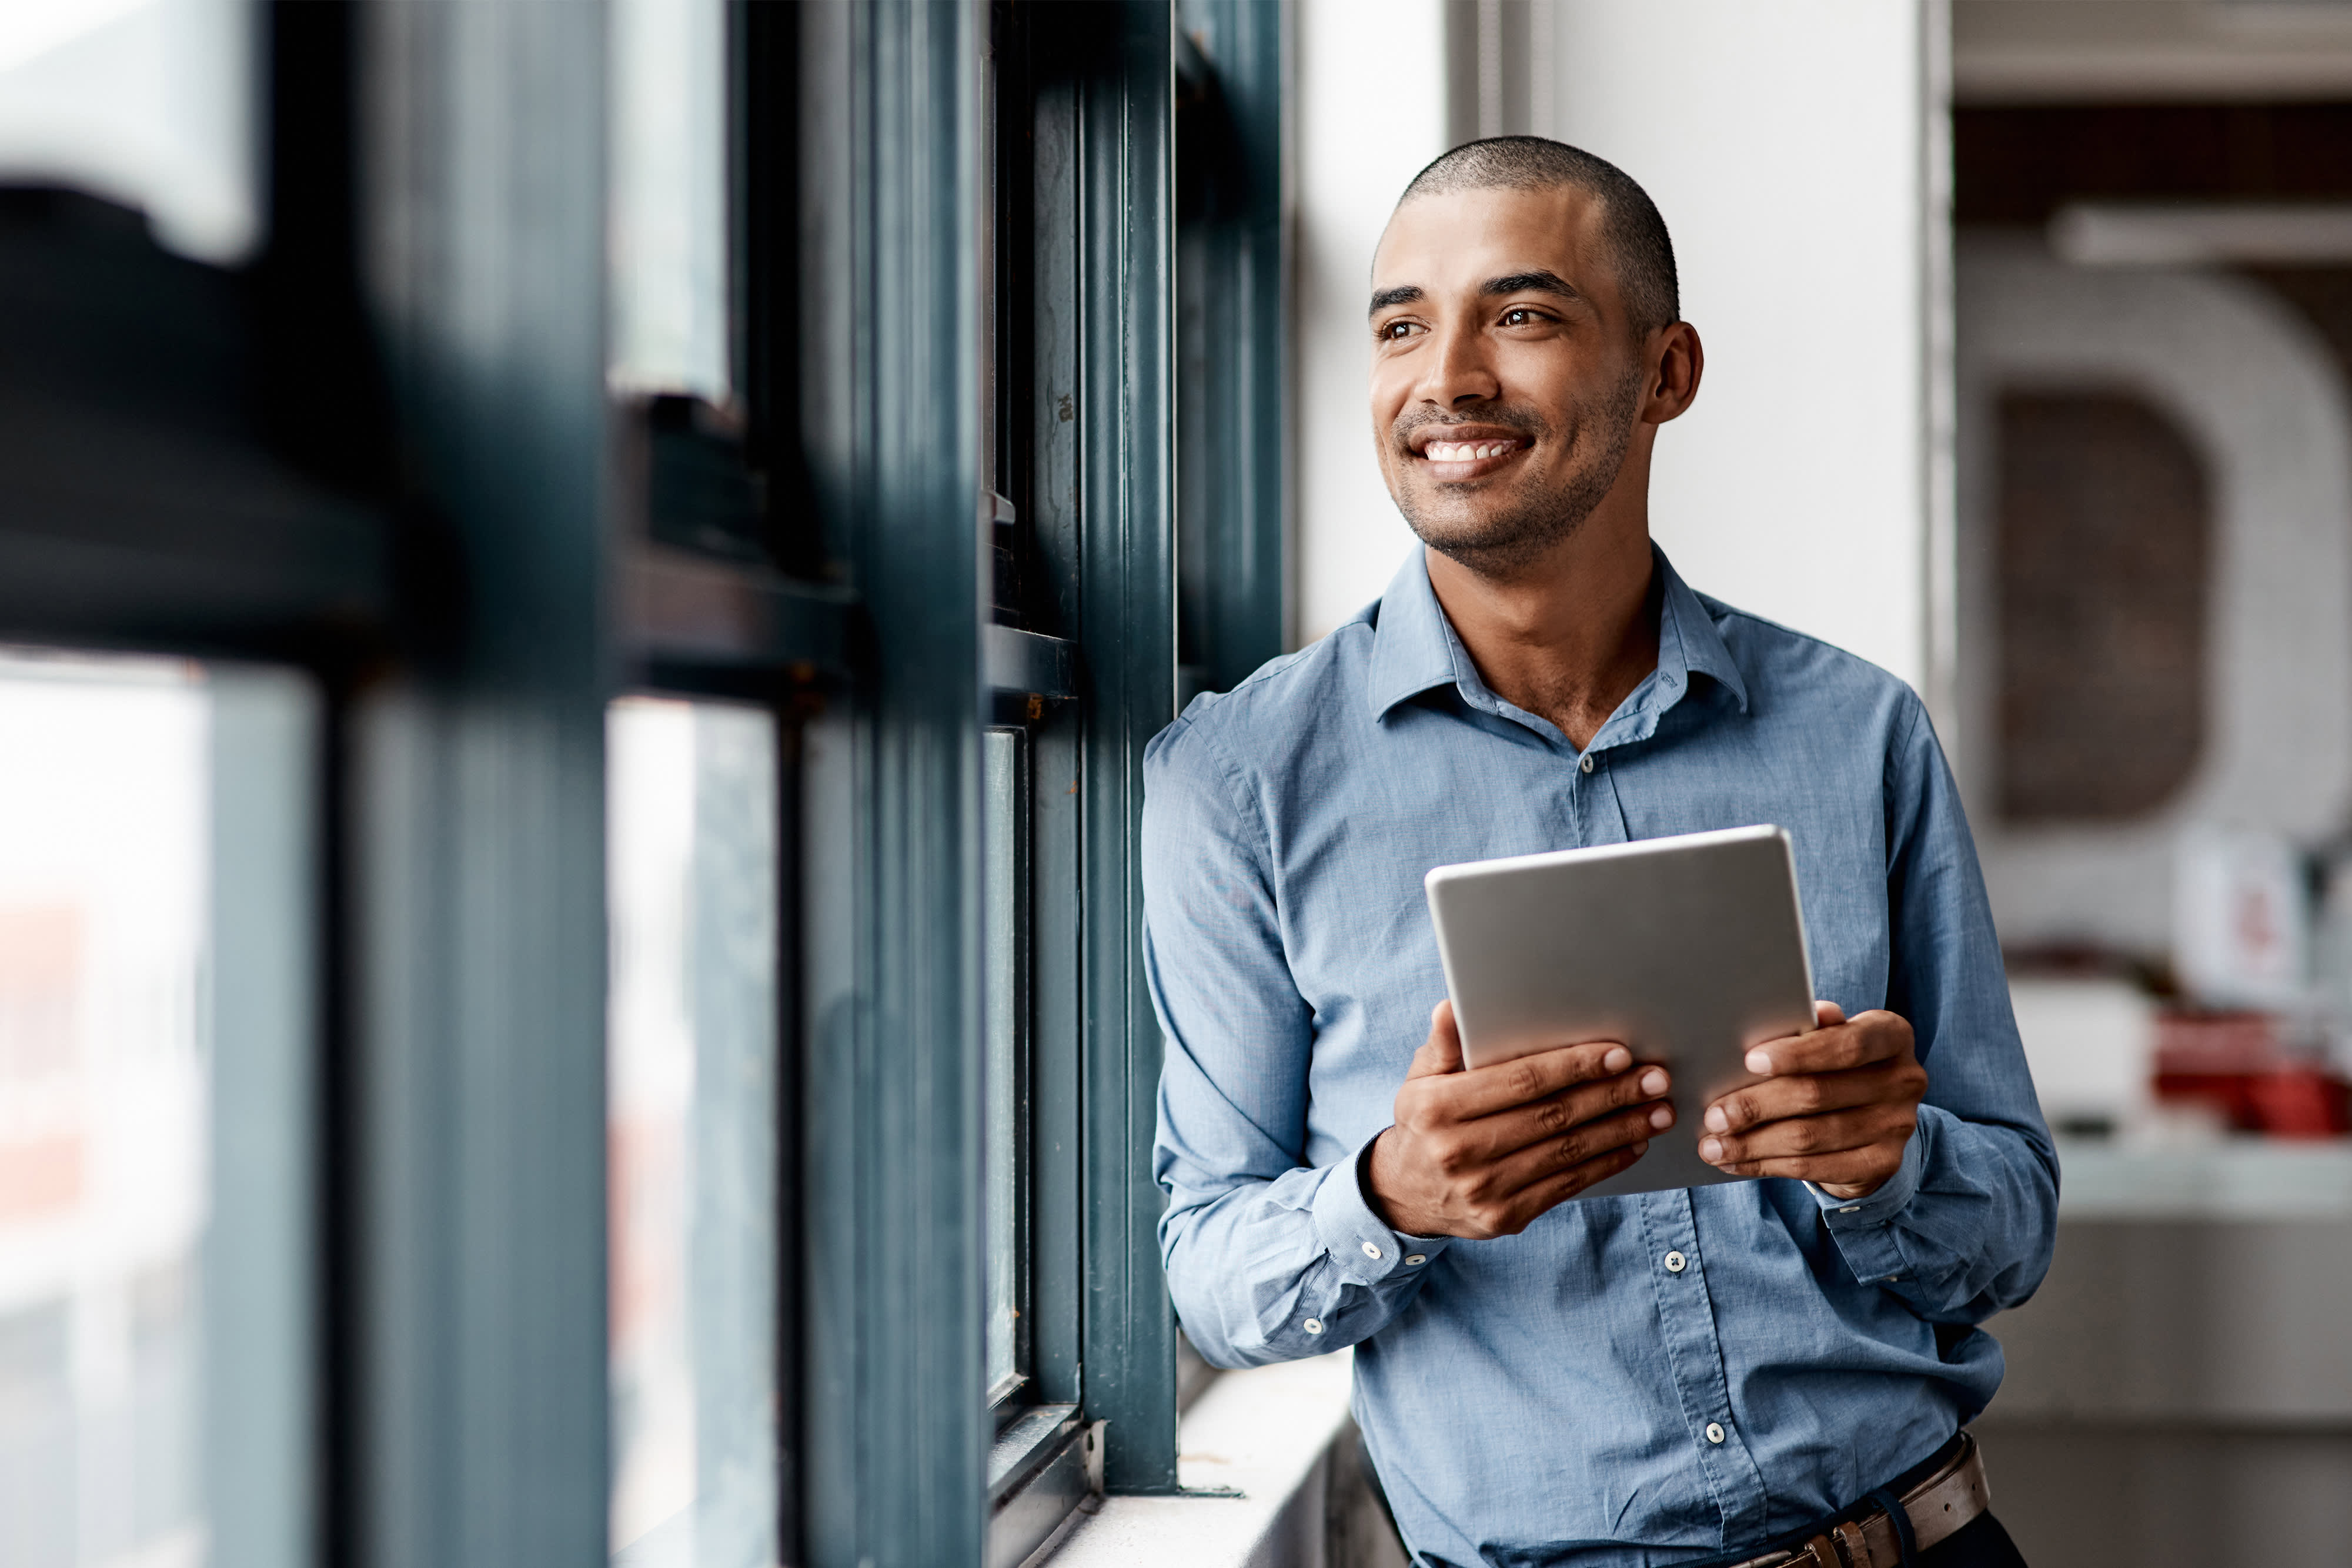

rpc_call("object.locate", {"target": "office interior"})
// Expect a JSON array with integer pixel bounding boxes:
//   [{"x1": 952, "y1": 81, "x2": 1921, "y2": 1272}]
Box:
[{"x1": 4, "y1": 2, "x2": 2352, "y2": 1566}]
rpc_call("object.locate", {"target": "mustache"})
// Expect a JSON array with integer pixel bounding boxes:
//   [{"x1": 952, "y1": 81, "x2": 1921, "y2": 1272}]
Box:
[{"x1": 1388, "y1": 405, "x2": 1550, "y2": 452}]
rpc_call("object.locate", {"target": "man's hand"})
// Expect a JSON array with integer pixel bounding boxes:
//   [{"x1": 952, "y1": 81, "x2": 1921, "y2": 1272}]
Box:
[
  {"x1": 1365, "y1": 1000, "x2": 1675, "y2": 1239},
  {"x1": 1698, "y1": 1002, "x2": 1926, "y2": 1199}
]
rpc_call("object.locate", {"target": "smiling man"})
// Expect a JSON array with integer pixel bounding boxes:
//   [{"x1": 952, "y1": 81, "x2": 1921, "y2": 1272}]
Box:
[{"x1": 1142, "y1": 139, "x2": 2057, "y2": 1567}]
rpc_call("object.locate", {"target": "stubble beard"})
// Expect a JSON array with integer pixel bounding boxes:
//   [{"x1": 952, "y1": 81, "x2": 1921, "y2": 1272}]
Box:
[{"x1": 1391, "y1": 367, "x2": 1645, "y2": 580}]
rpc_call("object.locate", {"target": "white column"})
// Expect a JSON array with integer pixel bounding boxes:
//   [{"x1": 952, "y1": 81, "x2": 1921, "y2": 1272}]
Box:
[
  {"x1": 1548, "y1": 1, "x2": 1949, "y2": 695},
  {"x1": 1292, "y1": 0, "x2": 1450, "y2": 647}
]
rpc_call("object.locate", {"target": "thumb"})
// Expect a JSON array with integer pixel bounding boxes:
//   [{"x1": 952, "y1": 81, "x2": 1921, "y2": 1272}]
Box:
[{"x1": 1408, "y1": 999, "x2": 1466, "y2": 1078}]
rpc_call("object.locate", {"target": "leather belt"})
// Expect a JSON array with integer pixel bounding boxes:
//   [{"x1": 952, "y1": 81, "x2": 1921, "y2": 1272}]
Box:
[{"x1": 1720, "y1": 1432, "x2": 1992, "y2": 1568}]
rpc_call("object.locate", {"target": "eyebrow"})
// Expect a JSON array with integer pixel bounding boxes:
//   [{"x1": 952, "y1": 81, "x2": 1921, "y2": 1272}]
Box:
[
  {"x1": 1366, "y1": 270, "x2": 1582, "y2": 319},
  {"x1": 1481, "y1": 269, "x2": 1580, "y2": 301}
]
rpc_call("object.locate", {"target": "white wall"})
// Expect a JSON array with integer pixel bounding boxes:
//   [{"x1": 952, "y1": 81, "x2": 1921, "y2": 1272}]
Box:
[
  {"x1": 1548, "y1": 1, "x2": 1942, "y2": 691},
  {"x1": 1292, "y1": 0, "x2": 1449, "y2": 646}
]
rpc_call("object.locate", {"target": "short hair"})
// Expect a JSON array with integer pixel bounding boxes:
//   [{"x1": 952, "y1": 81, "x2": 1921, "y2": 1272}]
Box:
[{"x1": 1399, "y1": 136, "x2": 1679, "y2": 339}]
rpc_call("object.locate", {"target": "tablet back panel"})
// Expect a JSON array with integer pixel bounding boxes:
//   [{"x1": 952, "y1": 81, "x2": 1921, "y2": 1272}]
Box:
[{"x1": 1423, "y1": 824, "x2": 1816, "y2": 1199}]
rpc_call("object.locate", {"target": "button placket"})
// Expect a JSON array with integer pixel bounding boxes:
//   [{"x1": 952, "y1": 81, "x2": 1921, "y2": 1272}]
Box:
[{"x1": 1636, "y1": 1192, "x2": 1769, "y2": 1540}]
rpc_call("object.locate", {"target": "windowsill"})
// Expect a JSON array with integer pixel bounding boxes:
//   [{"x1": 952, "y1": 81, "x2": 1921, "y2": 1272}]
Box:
[{"x1": 1035, "y1": 1349, "x2": 1361, "y2": 1568}]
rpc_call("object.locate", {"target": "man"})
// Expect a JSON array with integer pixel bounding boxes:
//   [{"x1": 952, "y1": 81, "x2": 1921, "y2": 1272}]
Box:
[{"x1": 1143, "y1": 138, "x2": 2056, "y2": 1568}]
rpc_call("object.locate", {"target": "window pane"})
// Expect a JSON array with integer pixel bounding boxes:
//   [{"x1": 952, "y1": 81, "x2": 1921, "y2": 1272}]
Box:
[
  {"x1": 0, "y1": 651, "x2": 315, "y2": 1568},
  {"x1": 609, "y1": 0, "x2": 729, "y2": 399},
  {"x1": 608, "y1": 698, "x2": 779, "y2": 1568},
  {"x1": 983, "y1": 729, "x2": 1021, "y2": 1399},
  {"x1": 0, "y1": 0, "x2": 259, "y2": 262}
]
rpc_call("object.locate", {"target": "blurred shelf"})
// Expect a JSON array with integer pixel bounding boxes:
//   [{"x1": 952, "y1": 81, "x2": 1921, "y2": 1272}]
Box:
[{"x1": 2057, "y1": 1136, "x2": 2352, "y2": 1220}]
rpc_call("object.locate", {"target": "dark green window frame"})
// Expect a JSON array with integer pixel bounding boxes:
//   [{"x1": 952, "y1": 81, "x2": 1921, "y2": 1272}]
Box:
[{"x1": 0, "y1": 2, "x2": 1285, "y2": 1565}]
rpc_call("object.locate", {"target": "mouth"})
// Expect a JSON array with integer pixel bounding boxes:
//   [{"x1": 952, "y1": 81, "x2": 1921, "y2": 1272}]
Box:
[{"x1": 1408, "y1": 425, "x2": 1534, "y2": 482}]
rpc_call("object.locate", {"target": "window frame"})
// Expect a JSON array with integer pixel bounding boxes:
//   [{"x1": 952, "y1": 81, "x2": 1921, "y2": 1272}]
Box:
[{"x1": 0, "y1": 1, "x2": 1285, "y2": 1564}]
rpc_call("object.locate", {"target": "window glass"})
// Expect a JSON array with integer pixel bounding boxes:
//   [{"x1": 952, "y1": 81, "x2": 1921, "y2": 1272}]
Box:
[
  {"x1": 608, "y1": 698, "x2": 779, "y2": 1568},
  {"x1": 609, "y1": 0, "x2": 729, "y2": 399},
  {"x1": 0, "y1": 0, "x2": 258, "y2": 262},
  {"x1": 983, "y1": 728, "x2": 1023, "y2": 1400},
  {"x1": 0, "y1": 650, "x2": 314, "y2": 1568}
]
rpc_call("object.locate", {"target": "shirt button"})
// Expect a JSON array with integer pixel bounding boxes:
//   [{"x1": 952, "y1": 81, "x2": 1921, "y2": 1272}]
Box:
[
  {"x1": 1663, "y1": 1251, "x2": 1687, "y2": 1274},
  {"x1": 1705, "y1": 1422, "x2": 1726, "y2": 1445},
  {"x1": 1579, "y1": 753, "x2": 1595, "y2": 774},
  {"x1": 1361, "y1": 1241, "x2": 1382, "y2": 1260},
  {"x1": 1405, "y1": 1254, "x2": 1426, "y2": 1266},
  {"x1": 1303, "y1": 1318, "x2": 1325, "y2": 1336}
]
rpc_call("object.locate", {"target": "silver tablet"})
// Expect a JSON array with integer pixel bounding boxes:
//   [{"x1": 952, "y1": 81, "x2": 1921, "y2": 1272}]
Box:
[{"x1": 1422, "y1": 824, "x2": 1818, "y2": 1199}]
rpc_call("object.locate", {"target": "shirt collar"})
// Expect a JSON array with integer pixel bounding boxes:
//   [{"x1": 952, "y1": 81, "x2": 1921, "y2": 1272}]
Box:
[{"x1": 1364, "y1": 544, "x2": 1750, "y2": 724}]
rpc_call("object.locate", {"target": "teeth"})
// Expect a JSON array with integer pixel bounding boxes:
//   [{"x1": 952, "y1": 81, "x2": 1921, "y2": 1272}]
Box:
[{"x1": 1425, "y1": 440, "x2": 1517, "y2": 462}]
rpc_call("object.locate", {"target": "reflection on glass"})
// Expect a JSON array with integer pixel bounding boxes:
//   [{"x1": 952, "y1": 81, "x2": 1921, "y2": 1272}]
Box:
[
  {"x1": 608, "y1": 0, "x2": 728, "y2": 398},
  {"x1": 0, "y1": 651, "x2": 313, "y2": 1568},
  {"x1": 983, "y1": 730, "x2": 1021, "y2": 1400},
  {"x1": 609, "y1": 698, "x2": 779, "y2": 1568}
]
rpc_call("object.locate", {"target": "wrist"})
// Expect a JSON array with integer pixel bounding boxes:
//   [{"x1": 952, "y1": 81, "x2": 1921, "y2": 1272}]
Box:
[{"x1": 1359, "y1": 1128, "x2": 1418, "y2": 1234}]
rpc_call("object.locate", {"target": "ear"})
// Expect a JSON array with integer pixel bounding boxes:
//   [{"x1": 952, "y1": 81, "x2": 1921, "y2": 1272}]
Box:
[{"x1": 1639, "y1": 321, "x2": 1703, "y2": 426}]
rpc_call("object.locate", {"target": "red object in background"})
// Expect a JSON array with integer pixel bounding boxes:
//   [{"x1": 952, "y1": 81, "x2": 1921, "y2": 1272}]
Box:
[
  {"x1": 2153, "y1": 1010, "x2": 2352, "y2": 1138},
  {"x1": 2246, "y1": 1069, "x2": 2352, "y2": 1137}
]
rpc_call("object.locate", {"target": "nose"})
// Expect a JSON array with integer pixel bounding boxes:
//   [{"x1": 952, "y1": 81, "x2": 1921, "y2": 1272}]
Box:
[{"x1": 1416, "y1": 316, "x2": 1500, "y2": 409}]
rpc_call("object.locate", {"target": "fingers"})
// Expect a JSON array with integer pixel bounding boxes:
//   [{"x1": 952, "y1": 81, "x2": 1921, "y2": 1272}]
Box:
[
  {"x1": 1699, "y1": 1102, "x2": 1917, "y2": 1171},
  {"x1": 1813, "y1": 999, "x2": 1847, "y2": 1029},
  {"x1": 1708, "y1": 1141, "x2": 1909, "y2": 1190},
  {"x1": 1406, "y1": 1000, "x2": 1466, "y2": 1079},
  {"x1": 1483, "y1": 1099, "x2": 1671, "y2": 1194},
  {"x1": 1444, "y1": 1038, "x2": 1642, "y2": 1119},
  {"x1": 1743, "y1": 1009, "x2": 1910, "y2": 1076},
  {"x1": 1704, "y1": 1059, "x2": 1912, "y2": 1136},
  {"x1": 1468, "y1": 1065, "x2": 1672, "y2": 1162}
]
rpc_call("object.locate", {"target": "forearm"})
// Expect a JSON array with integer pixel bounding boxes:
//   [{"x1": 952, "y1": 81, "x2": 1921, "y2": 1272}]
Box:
[
  {"x1": 1814, "y1": 1104, "x2": 2057, "y2": 1323},
  {"x1": 1161, "y1": 1137, "x2": 1450, "y2": 1368}
]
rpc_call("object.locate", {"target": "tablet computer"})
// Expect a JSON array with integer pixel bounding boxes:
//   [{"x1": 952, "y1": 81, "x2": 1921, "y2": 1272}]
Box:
[{"x1": 1422, "y1": 824, "x2": 1817, "y2": 1199}]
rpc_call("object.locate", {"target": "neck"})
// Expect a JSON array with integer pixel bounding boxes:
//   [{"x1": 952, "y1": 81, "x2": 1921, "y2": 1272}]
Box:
[{"x1": 1422, "y1": 468, "x2": 1660, "y2": 751}]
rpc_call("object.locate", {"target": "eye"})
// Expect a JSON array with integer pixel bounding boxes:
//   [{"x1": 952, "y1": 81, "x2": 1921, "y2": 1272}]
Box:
[
  {"x1": 1501, "y1": 306, "x2": 1547, "y2": 327},
  {"x1": 1379, "y1": 319, "x2": 1422, "y2": 342}
]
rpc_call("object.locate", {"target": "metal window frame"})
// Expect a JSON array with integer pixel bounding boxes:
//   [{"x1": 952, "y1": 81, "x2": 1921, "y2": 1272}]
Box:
[
  {"x1": 0, "y1": 0, "x2": 1287, "y2": 1563},
  {"x1": 1176, "y1": 0, "x2": 1292, "y2": 698}
]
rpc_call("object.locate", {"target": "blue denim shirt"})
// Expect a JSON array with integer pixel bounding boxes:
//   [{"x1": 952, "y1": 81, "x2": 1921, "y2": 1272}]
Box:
[{"x1": 1143, "y1": 549, "x2": 2057, "y2": 1568}]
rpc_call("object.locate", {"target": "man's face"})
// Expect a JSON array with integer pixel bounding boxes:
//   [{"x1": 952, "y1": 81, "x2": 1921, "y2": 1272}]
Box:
[{"x1": 1368, "y1": 185, "x2": 1650, "y2": 575}]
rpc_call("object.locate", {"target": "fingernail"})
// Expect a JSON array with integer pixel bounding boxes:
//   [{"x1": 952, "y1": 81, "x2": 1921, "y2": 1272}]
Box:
[
  {"x1": 1745, "y1": 1050, "x2": 1772, "y2": 1074},
  {"x1": 1649, "y1": 1105, "x2": 1673, "y2": 1129},
  {"x1": 1603, "y1": 1046, "x2": 1632, "y2": 1072},
  {"x1": 1700, "y1": 1137, "x2": 1723, "y2": 1162},
  {"x1": 1632, "y1": 1139, "x2": 1650, "y2": 1156},
  {"x1": 1704, "y1": 1106, "x2": 1728, "y2": 1134},
  {"x1": 1639, "y1": 1068, "x2": 1669, "y2": 1096}
]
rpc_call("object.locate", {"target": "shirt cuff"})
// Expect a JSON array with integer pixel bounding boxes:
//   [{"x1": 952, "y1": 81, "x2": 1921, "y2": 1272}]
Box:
[
  {"x1": 1311, "y1": 1131, "x2": 1452, "y2": 1287},
  {"x1": 1810, "y1": 1129, "x2": 1925, "y2": 1285}
]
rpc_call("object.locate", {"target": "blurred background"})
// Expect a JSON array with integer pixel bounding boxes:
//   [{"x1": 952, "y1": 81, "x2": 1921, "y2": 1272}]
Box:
[{"x1": 9, "y1": 2, "x2": 2352, "y2": 1567}]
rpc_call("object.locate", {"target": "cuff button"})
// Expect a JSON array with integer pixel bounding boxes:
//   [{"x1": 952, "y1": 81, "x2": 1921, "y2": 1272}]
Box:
[{"x1": 1303, "y1": 1318, "x2": 1325, "y2": 1335}]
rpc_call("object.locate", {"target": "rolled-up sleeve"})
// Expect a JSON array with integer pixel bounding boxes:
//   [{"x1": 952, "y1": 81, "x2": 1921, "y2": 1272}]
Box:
[
  {"x1": 1144, "y1": 711, "x2": 1445, "y2": 1368},
  {"x1": 1816, "y1": 695, "x2": 2060, "y2": 1323}
]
